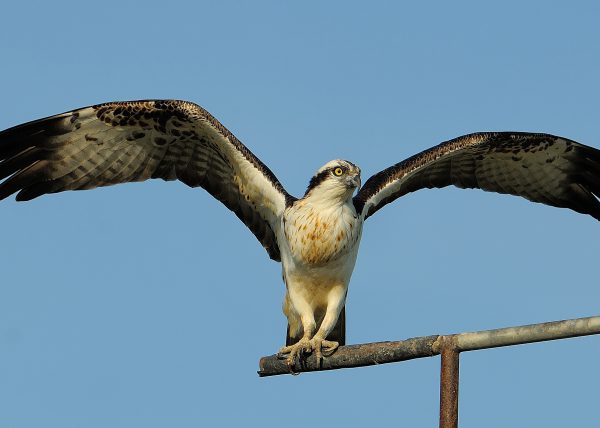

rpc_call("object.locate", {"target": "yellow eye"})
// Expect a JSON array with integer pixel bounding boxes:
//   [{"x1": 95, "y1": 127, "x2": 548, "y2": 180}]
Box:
[{"x1": 333, "y1": 167, "x2": 344, "y2": 176}]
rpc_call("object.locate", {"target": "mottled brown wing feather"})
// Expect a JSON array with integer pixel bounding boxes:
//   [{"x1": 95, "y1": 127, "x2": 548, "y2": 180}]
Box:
[
  {"x1": 0, "y1": 100, "x2": 296, "y2": 260},
  {"x1": 354, "y1": 132, "x2": 600, "y2": 221}
]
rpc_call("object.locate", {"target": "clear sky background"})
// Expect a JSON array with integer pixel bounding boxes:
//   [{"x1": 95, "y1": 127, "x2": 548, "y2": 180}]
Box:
[{"x1": 1, "y1": 2, "x2": 599, "y2": 427}]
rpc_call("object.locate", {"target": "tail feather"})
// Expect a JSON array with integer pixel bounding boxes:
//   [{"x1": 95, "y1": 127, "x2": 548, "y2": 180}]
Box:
[
  {"x1": 327, "y1": 307, "x2": 346, "y2": 346},
  {"x1": 285, "y1": 324, "x2": 299, "y2": 347}
]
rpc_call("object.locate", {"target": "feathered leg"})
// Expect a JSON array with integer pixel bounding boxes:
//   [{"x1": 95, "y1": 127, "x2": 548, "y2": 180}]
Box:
[
  {"x1": 278, "y1": 291, "x2": 316, "y2": 371},
  {"x1": 308, "y1": 286, "x2": 345, "y2": 363}
]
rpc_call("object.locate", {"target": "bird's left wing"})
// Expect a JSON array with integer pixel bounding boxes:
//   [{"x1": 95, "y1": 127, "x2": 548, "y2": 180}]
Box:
[
  {"x1": 0, "y1": 100, "x2": 295, "y2": 260},
  {"x1": 353, "y1": 132, "x2": 600, "y2": 221}
]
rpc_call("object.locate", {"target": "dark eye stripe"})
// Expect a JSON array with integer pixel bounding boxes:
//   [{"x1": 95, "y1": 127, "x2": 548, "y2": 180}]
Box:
[{"x1": 304, "y1": 164, "x2": 350, "y2": 196}]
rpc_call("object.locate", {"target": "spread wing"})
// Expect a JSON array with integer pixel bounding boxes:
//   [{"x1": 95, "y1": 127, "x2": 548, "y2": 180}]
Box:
[
  {"x1": 353, "y1": 132, "x2": 600, "y2": 221},
  {"x1": 0, "y1": 100, "x2": 296, "y2": 260}
]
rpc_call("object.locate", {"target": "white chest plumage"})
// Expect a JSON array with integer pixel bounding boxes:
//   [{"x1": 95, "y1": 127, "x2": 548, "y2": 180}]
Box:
[{"x1": 282, "y1": 199, "x2": 362, "y2": 267}]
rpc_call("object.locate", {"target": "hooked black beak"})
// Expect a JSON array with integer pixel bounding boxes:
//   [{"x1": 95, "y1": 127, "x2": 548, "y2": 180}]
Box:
[{"x1": 345, "y1": 175, "x2": 361, "y2": 189}]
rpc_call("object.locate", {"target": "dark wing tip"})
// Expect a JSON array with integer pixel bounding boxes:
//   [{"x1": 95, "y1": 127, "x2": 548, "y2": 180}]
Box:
[{"x1": 0, "y1": 114, "x2": 69, "y2": 201}]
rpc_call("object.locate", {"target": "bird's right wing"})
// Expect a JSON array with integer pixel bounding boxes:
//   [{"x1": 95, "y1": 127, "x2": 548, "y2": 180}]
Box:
[{"x1": 0, "y1": 100, "x2": 296, "y2": 260}]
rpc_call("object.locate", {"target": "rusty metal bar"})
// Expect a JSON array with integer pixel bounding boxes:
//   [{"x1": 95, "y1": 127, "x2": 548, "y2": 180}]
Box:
[
  {"x1": 258, "y1": 314, "x2": 600, "y2": 376},
  {"x1": 439, "y1": 338, "x2": 460, "y2": 428},
  {"x1": 258, "y1": 335, "x2": 439, "y2": 377}
]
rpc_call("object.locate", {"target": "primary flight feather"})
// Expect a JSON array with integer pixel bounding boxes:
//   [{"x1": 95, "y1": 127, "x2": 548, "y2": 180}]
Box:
[{"x1": 2, "y1": 100, "x2": 599, "y2": 368}]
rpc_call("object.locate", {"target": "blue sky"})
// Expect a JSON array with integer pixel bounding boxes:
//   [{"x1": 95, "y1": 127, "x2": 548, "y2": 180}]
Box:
[{"x1": 1, "y1": 1, "x2": 599, "y2": 427}]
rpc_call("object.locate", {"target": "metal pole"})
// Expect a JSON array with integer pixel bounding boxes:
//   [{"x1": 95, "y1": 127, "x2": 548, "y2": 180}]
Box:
[{"x1": 439, "y1": 341, "x2": 460, "y2": 428}]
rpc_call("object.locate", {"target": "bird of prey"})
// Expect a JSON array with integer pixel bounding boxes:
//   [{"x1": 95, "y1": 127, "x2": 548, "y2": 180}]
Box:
[{"x1": 1, "y1": 100, "x2": 599, "y2": 369}]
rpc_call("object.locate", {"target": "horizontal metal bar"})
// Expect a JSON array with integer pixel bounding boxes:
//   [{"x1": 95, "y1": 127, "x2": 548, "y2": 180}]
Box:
[
  {"x1": 455, "y1": 315, "x2": 600, "y2": 351},
  {"x1": 257, "y1": 314, "x2": 600, "y2": 377}
]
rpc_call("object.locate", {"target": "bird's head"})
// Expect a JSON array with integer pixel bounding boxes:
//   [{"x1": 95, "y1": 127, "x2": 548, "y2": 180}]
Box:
[{"x1": 303, "y1": 159, "x2": 361, "y2": 203}]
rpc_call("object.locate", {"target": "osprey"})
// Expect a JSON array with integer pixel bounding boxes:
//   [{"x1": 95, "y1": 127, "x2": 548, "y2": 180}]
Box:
[{"x1": 1, "y1": 100, "x2": 599, "y2": 369}]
